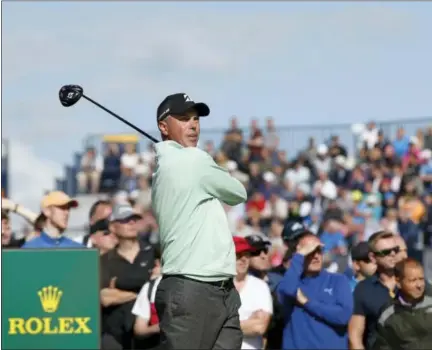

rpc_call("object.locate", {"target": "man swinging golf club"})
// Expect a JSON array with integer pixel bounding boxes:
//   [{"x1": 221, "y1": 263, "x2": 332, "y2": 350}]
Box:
[{"x1": 151, "y1": 92, "x2": 247, "y2": 349}]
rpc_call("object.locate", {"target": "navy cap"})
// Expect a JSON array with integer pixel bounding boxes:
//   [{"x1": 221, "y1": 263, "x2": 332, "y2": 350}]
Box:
[
  {"x1": 282, "y1": 220, "x2": 310, "y2": 242},
  {"x1": 351, "y1": 242, "x2": 370, "y2": 261},
  {"x1": 157, "y1": 93, "x2": 210, "y2": 122}
]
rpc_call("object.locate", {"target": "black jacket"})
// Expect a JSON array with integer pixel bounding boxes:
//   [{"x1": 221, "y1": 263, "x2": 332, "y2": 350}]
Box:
[{"x1": 373, "y1": 294, "x2": 432, "y2": 350}]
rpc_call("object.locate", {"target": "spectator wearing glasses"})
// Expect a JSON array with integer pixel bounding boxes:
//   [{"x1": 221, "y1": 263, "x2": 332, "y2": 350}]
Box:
[
  {"x1": 373, "y1": 258, "x2": 432, "y2": 350},
  {"x1": 234, "y1": 236, "x2": 273, "y2": 350},
  {"x1": 349, "y1": 231, "x2": 398, "y2": 350},
  {"x1": 349, "y1": 242, "x2": 376, "y2": 291},
  {"x1": 277, "y1": 232, "x2": 353, "y2": 349},
  {"x1": 245, "y1": 234, "x2": 272, "y2": 281}
]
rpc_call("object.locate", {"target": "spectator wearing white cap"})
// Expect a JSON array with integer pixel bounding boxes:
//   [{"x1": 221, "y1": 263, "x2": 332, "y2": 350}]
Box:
[
  {"x1": 226, "y1": 160, "x2": 249, "y2": 184},
  {"x1": 314, "y1": 144, "x2": 331, "y2": 175},
  {"x1": 284, "y1": 158, "x2": 311, "y2": 191},
  {"x1": 313, "y1": 171, "x2": 337, "y2": 200},
  {"x1": 361, "y1": 122, "x2": 379, "y2": 150}
]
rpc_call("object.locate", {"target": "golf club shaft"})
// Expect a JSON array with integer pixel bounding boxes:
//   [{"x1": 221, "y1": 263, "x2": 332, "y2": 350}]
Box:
[{"x1": 82, "y1": 95, "x2": 159, "y2": 143}]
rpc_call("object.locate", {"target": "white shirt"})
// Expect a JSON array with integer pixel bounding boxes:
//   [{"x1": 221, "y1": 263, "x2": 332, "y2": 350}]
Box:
[
  {"x1": 121, "y1": 153, "x2": 139, "y2": 169},
  {"x1": 362, "y1": 128, "x2": 379, "y2": 149},
  {"x1": 284, "y1": 167, "x2": 310, "y2": 186},
  {"x1": 132, "y1": 276, "x2": 162, "y2": 320},
  {"x1": 238, "y1": 275, "x2": 273, "y2": 349}
]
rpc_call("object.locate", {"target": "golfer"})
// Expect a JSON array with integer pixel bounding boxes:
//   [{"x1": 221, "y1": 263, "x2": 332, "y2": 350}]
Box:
[{"x1": 151, "y1": 93, "x2": 247, "y2": 349}]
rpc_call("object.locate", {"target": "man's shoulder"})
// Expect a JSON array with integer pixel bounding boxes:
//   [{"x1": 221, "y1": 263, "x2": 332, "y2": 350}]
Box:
[
  {"x1": 62, "y1": 237, "x2": 84, "y2": 247},
  {"x1": 248, "y1": 275, "x2": 271, "y2": 291},
  {"x1": 377, "y1": 302, "x2": 396, "y2": 327},
  {"x1": 156, "y1": 143, "x2": 212, "y2": 168},
  {"x1": 324, "y1": 270, "x2": 350, "y2": 286},
  {"x1": 22, "y1": 237, "x2": 43, "y2": 248}
]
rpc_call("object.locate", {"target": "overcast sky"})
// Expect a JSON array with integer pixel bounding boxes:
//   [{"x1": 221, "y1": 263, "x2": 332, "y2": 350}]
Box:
[{"x1": 2, "y1": 1, "x2": 432, "y2": 219}]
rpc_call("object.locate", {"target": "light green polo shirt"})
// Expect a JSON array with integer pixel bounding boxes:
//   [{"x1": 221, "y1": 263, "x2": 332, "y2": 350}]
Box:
[{"x1": 151, "y1": 141, "x2": 247, "y2": 281}]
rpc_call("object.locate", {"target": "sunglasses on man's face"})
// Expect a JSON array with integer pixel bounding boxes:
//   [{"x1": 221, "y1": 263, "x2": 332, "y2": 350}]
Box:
[
  {"x1": 251, "y1": 247, "x2": 269, "y2": 257},
  {"x1": 374, "y1": 246, "x2": 400, "y2": 257}
]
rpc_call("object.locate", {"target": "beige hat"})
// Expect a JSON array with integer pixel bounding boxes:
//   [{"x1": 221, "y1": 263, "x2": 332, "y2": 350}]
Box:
[
  {"x1": 37, "y1": 191, "x2": 78, "y2": 222},
  {"x1": 40, "y1": 191, "x2": 78, "y2": 209}
]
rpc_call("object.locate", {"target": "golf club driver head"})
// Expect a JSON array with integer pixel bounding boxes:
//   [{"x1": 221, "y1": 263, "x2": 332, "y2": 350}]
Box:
[{"x1": 59, "y1": 85, "x2": 84, "y2": 107}]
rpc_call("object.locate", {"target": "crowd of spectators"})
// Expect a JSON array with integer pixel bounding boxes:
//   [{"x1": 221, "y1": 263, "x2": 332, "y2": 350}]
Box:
[{"x1": 2, "y1": 117, "x2": 432, "y2": 349}]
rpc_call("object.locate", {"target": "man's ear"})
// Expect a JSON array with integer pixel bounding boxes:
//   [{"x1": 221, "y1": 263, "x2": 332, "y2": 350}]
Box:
[
  {"x1": 42, "y1": 207, "x2": 50, "y2": 219},
  {"x1": 368, "y1": 252, "x2": 376, "y2": 264},
  {"x1": 396, "y1": 277, "x2": 402, "y2": 290},
  {"x1": 158, "y1": 120, "x2": 169, "y2": 137}
]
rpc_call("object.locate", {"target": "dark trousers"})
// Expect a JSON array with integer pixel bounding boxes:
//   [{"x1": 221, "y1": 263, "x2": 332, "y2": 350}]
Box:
[{"x1": 154, "y1": 275, "x2": 243, "y2": 349}]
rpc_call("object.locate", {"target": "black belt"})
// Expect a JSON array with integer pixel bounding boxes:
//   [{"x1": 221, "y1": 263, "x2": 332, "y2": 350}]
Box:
[{"x1": 164, "y1": 275, "x2": 234, "y2": 289}]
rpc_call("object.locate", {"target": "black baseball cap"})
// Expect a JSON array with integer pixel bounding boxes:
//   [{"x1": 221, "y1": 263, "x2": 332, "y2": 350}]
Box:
[
  {"x1": 351, "y1": 242, "x2": 370, "y2": 261},
  {"x1": 245, "y1": 234, "x2": 271, "y2": 251},
  {"x1": 281, "y1": 220, "x2": 310, "y2": 242},
  {"x1": 156, "y1": 93, "x2": 210, "y2": 122},
  {"x1": 89, "y1": 218, "x2": 110, "y2": 235}
]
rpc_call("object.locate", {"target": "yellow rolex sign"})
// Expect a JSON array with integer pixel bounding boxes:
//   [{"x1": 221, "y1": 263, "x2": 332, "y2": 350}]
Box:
[{"x1": 2, "y1": 249, "x2": 100, "y2": 349}]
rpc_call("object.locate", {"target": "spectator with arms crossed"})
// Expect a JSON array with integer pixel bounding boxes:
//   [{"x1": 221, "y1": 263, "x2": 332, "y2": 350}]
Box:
[{"x1": 234, "y1": 236, "x2": 273, "y2": 350}]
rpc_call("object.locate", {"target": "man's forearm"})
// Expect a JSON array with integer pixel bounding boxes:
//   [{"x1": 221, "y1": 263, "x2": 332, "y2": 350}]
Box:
[
  {"x1": 100, "y1": 288, "x2": 137, "y2": 307},
  {"x1": 349, "y1": 336, "x2": 365, "y2": 350},
  {"x1": 14, "y1": 205, "x2": 38, "y2": 224},
  {"x1": 240, "y1": 318, "x2": 266, "y2": 336}
]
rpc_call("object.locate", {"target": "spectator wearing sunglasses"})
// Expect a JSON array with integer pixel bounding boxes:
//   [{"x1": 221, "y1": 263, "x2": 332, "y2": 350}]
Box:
[
  {"x1": 277, "y1": 232, "x2": 353, "y2": 349},
  {"x1": 87, "y1": 218, "x2": 118, "y2": 254},
  {"x1": 245, "y1": 234, "x2": 272, "y2": 280},
  {"x1": 349, "y1": 231, "x2": 398, "y2": 350},
  {"x1": 349, "y1": 242, "x2": 376, "y2": 291}
]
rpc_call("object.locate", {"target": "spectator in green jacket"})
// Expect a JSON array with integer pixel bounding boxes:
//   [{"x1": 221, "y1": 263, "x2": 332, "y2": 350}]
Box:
[{"x1": 374, "y1": 258, "x2": 432, "y2": 350}]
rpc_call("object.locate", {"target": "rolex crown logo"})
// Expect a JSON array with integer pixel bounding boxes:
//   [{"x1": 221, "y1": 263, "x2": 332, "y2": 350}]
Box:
[{"x1": 38, "y1": 286, "x2": 63, "y2": 313}]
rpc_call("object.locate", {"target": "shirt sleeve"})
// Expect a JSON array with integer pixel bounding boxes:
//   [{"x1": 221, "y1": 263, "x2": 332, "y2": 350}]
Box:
[
  {"x1": 132, "y1": 283, "x2": 151, "y2": 320},
  {"x1": 100, "y1": 256, "x2": 111, "y2": 289},
  {"x1": 191, "y1": 148, "x2": 247, "y2": 206},
  {"x1": 353, "y1": 282, "x2": 367, "y2": 316}
]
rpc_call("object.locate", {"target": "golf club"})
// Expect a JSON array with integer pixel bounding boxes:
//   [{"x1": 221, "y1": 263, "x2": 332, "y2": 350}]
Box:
[{"x1": 58, "y1": 84, "x2": 159, "y2": 143}]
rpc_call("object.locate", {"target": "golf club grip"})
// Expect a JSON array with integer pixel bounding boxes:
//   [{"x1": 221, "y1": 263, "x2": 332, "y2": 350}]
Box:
[{"x1": 82, "y1": 94, "x2": 159, "y2": 143}]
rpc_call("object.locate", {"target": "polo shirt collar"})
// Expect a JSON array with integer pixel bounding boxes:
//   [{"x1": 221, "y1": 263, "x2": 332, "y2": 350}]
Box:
[
  {"x1": 371, "y1": 273, "x2": 398, "y2": 297},
  {"x1": 155, "y1": 140, "x2": 184, "y2": 151},
  {"x1": 40, "y1": 231, "x2": 65, "y2": 245}
]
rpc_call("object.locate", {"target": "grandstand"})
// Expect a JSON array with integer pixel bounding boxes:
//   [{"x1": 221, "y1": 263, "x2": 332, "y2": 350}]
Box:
[{"x1": 51, "y1": 117, "x2": 431, "y2": 240}]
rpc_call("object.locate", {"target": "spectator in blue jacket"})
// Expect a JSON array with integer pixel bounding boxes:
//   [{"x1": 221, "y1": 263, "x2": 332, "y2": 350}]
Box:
[
  {"x1": 277, "y1": 232, "x2": 353, "y2": 349},
  {"x1": 22, "y1": 191, "x2": 83, "y2": 248}
]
